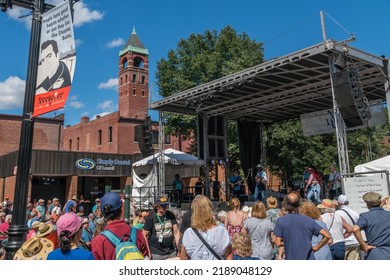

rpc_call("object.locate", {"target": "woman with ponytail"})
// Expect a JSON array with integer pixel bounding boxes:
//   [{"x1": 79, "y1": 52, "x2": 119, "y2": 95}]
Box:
[{"x1": 47, "y1": 212, "x2": 94, "y2": 260}]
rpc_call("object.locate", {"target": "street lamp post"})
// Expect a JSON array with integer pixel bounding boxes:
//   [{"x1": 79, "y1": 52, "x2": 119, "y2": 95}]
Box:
[{"x1": 0, "y1": 0, "x2": 53, "y2": 260}]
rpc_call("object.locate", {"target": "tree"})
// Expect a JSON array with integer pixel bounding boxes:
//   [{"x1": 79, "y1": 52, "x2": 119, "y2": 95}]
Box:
[{"x1": 155, "y1": 26, "x2": 264, "y2": 156}]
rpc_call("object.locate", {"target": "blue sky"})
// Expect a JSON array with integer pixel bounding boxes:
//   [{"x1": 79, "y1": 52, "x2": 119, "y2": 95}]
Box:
[{"x1": 0, "y1": 0, "x2": 389, "y2": 126}]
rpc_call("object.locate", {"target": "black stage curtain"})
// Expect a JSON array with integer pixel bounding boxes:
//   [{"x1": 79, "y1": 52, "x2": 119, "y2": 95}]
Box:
[{"x1": 237, "y1": 120, "x2": 261, "y2": 193}]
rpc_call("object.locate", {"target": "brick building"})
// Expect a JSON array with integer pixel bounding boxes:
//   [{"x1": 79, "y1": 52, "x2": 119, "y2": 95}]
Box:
[{"x1": 0, "y1": 29, "x2": 189, "y2": 212}]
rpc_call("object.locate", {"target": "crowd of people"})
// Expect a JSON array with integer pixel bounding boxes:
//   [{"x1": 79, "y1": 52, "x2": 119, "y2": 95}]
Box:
[{"x1": 1, "y1": 162, "x2": 390, "y2": 260}]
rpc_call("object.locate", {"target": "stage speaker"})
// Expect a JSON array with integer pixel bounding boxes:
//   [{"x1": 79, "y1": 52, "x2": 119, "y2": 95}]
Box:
[
  {"x1": 135, "y1": 124, "x2": 154, "y2": 157},
  {"x1": 332, "y1": 68, "x2": 371, "y2": 127}
]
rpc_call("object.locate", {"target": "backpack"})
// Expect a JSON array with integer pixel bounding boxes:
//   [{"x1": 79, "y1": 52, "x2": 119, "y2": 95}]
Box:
[{"x1": 101, "y1": 227, "x2": 144, "y2": 260}]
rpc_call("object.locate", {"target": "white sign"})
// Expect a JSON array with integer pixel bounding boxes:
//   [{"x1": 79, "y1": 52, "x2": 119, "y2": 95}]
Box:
[{"x1": 343, "y1": 173, "x2": 389, "y2": 214}]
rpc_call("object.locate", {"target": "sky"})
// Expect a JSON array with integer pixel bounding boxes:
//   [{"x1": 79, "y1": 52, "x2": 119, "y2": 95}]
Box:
[{"x1": 0, "y1": 0, "x2": 389, "y2": 126}]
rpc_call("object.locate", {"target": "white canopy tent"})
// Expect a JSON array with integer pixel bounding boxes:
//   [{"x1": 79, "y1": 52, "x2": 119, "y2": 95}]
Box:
[
  {"x1": 354, "y1": 155, "x2": 390, "y2": 173},
  {"x1": 131, "y1": 148, "x2": 204, "y2": 209}
]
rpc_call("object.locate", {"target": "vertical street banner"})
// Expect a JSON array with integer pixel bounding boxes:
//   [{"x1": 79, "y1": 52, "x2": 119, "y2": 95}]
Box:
[{"x1": 33, "y1": 1, "x2": 76, "y2": 117}]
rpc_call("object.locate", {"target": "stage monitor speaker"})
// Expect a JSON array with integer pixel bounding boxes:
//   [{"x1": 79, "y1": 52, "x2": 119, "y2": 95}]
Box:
[
  {"x1": 332, "y1": 68, "x2": 371, "y2": 128},
  {"x1": 135, "y1": 124, "x2": 154, "y2": 157}
]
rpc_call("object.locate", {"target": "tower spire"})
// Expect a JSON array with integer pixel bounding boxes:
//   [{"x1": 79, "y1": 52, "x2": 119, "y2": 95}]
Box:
[{"x1": 132, "y1": 26, "x2": 136, "y2": 34}]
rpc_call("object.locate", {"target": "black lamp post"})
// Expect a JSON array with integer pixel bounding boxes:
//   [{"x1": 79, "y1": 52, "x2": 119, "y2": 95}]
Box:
[{"x1": 0, "y1": 0, "x2": 54, "y2": 260}]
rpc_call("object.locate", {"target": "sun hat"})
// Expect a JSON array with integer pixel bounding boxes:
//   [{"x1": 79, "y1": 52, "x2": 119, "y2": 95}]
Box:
[
  {"x1": 101, "y1": 192, "x2": 122, "y2": 212},
  {"x1": 362, "y1": 192, "x2": 381, "y2": 206},
  {"x1": 267, "y1": 196, "x2": 278, "y2": 209},
  {"x1": 82, "y1": 218, "x2": 89, "y2": 225},
  {"x1": 13, "y1": 237, "x2": 54, "y2": 260},
  {"x1": 56, "y1": 212, "x2": 83, "y2": 236},
  {"x1": 36, "y1": 223, "x2": 54, "y2": 238},
  {"x1": 317, "y1": 199, "x2": 333, "y2": 209},
  {"x1": 154, "y1": 195, "x2": 169, "y2": 206},
  {"x1": 38, "y1": 199, "x2": 45, "y2": 203},
  {"x1": 31, "y1": 221, "x2": 42, "y2": 230},
  {"x1": 52, "y1": 198, "x2": 59, "y2": 202},
  {"x1": 96, "y1": 217, "x2": 106, "y2": 225}
]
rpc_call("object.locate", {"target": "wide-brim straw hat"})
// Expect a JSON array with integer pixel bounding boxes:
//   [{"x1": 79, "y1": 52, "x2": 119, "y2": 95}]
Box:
[
  {"x1": 13, "y1": 237, "x2": 54, "y2": 260},
  {"x1": 36, "y1": 223, "x2": 54, "y2": 238}
]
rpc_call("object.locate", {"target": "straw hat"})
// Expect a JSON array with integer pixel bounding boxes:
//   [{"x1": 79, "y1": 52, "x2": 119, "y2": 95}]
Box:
[
  {"x1": 36, "y1": 223, "x2": 54, "y2": 238},
  {"x1": 13, "y1": 237, "x2": 54, "y2": 260},
  {"x1": 267, "y1": 196, "x2": 278, "y2": 209},
  {"x1": 317, "y1": 199, "x2": 333, "y2": 209}
]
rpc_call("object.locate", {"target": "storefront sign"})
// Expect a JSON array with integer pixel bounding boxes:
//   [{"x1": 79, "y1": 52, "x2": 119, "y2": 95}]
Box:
[{"x1": 75, "y1": 158, "x2": 131, "y2": 171}]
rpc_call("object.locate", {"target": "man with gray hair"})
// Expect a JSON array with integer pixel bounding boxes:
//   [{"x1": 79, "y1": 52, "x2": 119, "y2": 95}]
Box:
[
  {"x1": 337, "y1": 194, "x2": 362, "y2": 260},
  {"x1": 353, "y1": 192, "x2": 390, "y2": 260}
]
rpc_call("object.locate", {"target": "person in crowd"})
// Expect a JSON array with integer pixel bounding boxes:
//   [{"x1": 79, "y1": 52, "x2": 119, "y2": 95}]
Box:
[
  {"x1": 229, "y1": 169, "x2": 243, "y2": 199},
  {"x1": 36, "y1": 199, "x2": 46, "y2": 222},
  {"x1": 92, "y1": 198, "x2": 101, "y2": 215},
  {"x1": 337, "y1": 194, "x2": 362, "y2": 260},
  {"x1": 26, "y1": 210, "x2": 39, "y2": 229},
  {"x1": 87, "y1": 213, "x2": 96, "y2": 234},
  {"x1": 63, "y1": 195, "x2": 78, "y2": 213},
  {"x1": 300, "y1": 201, "x2": 332, "y2": 260},
  {"x1": 194, "y1": 177, "x2": 204, "y2": 196},
  {"x1": 217, "y1": 210, "x2": 227, "y2": 227},
  {"x1": 36, "y1": 222, "x2": 58, "y2": 249},
  {"x1": 1, "y1": 197, "x2": 9, "y2": 208},
  {"x1": 50, "y1": 198, "x2": 62, "y2": 223},
  {"x1": 179, "y1": 195, "x2": 232, "y2": 260},
  {"x1": 302, "y1": 166, "x2": 311, "y2": 189},
  {"x1": 317, "y1": 198, "x2": 353, "y2": 260},
  {"x1": 304, "y1": 165, "x2": 323, "y2": 203},
  {"x1": 327, "y1": 165, "x2": 342, "y2": 200},
  {"x1": 80, "y1": 218, "x2": 93, "y2": 250},
  {"x1": 274, "y1": 193, "x2": 330, "y2": 260},
  {"x1": 142, "y1": 195, "x2": 179, "y2": 260},
  {"x1": 26, "y1": 221, "x2": 41, "y2": 240},
  {"x1": 172, "y1": 174, "x2": 184, "y2": 207},
  {"x1": 91, "y1": 192, "x2": 150, "y2": 260},
  {"x1": 242, "y1": 201, "x2": 274, "y2": 259},
  {"x1": 231, "y1": 232, "x2": 260, "y2": 260},
  {"x1": 47, "y1": 212, "x2": 94, "y2": 260},
  {"x1": 353, "y1": 192, "x2": 390, "y2": 260},
  {"x1": 225, "y1": 197, "x2": 249, "y2": 239},
  {"x1": 0, "y1": 212, "x2": 5, "y2": 227},
  {"x1": 254, "y1": 164, "x2": 267, "y2": 204},
  {"x1": 0, "y1": 214, "x2": 11, "y2": 243},
  {"x1": 14, "y1": 236, "x2": 54, "y2": 260},
  {"x1": 266, "y1": 196, "x2": 280, "y2": 229},
  {"x1": 93, "y1": 217, "x2": 107, "y2": 237}
]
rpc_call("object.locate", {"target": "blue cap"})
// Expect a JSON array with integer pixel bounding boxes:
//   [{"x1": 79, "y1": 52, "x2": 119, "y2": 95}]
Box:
[{"x1": 101, "y1": 192, "x2": 122, "y2": 211}]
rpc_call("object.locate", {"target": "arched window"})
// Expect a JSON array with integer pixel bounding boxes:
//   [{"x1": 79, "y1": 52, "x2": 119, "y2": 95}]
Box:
[
  {"x1": 122, "y1": 58, "x2": 128, "y2": 69},
  {"x1": 133, "y1": 57, "x2": 144, "y2": 68}
]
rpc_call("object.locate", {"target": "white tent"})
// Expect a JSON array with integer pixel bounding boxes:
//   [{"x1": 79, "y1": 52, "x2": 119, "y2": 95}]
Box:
[
  {"x1": 354, "y1": 155, "x2": 390, "y2": 173},
  {"x1": 131, "y1": 148, "x2": 204, "y2": 209}
]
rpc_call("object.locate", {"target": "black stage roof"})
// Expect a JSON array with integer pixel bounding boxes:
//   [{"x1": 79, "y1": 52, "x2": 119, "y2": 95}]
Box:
[{"x1": 150, "y1": 39, "x2": 388, "y2": 124}]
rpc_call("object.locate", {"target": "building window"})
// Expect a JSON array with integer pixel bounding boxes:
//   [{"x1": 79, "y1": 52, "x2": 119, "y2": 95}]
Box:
[
  {"x1": 132, "y1": 74, "x2": 136, "y2": 83},
  {"x1": 164, "y1": 134, "x2": 171, "y2": 144},
  {"x1": 69, "y1": 139, "x2": 72, "y2": 151},
  {"x1": 142, "y1": 89, "x2": 145, "y2": 97},
  {"x1": 125, "y1": 75, "x2": 128, "y2": 83},
  {"x1": 120, "y1": 77, "x2": 122, "y2": 85},
  {"x1": 133, "y1": 88, "x2": 136, "y2": 96},
  {"x1": 98, "y1": 130, "x2": 102, "y2": 145},
  {"x1": 77, "y1": 137, "x2": 80, "y2": 151},
  {"x1": 151, "y1": 130, "x2": 159, "y2": 145},
  {"x1": 108, "y1": 126, "x2": 113, "y2": 143},
  {"x1": 141, "y1": 76, "x2": 145, "y2": 84}
]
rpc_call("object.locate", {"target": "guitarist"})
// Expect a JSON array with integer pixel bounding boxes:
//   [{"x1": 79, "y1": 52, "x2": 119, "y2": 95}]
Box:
[
  {"x1": 229, "y1": 169, "x2": 243, "y2": 199},
  {"x1": 254, "y1": 164, "x2": 267, "y2": 204},
  {"x1": 327, "y1": 165, "x2": 342, "y2": 200}
]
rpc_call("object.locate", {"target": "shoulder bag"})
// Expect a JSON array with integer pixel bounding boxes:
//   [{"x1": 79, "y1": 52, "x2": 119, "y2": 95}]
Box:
[{"x1": 192, "y1": 228, "x2": 222, "y2": 260}]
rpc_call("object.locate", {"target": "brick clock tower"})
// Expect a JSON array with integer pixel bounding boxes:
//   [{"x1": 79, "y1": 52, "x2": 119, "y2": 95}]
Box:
[{"x1": 118, "y1": 27, "x2": 149, "y2": 120}]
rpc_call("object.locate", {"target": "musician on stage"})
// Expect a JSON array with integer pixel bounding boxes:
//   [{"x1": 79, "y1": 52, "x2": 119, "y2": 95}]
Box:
[
  {"x1": 254, "y1": 164, "x2": 267, "y2": 204},
  {"x1": 229, "y1": 169, "x2": 243, "y2": 199},
  {"x1": 327, "y1": 165, "x2": 342, "y2": 200}
]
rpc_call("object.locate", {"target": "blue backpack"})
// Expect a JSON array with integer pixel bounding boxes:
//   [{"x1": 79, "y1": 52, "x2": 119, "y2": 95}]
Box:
[{"x1": 101, "y1": 227, "x2": 144, "y2": 260}]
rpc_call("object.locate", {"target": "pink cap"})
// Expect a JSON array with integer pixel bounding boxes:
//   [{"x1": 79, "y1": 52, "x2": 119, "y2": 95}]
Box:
[{"x1": 56, "y1": 212, "x2": 82, "y2": 236}]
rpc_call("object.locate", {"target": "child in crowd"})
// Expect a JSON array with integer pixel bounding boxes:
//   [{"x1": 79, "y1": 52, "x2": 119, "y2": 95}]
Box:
[{"x1": 231, "y1": 232, "x2": 260, "y2": 260}]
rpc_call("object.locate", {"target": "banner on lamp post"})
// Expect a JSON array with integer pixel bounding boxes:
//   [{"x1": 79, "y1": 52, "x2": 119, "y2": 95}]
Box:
[{"x1": 33, "y1": 0, "x2": 76, "y2": 117}]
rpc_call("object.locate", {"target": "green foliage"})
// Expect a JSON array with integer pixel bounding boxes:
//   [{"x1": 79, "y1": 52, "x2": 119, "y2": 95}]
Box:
[{"x1": 155, "y1": 26, "x2": 264, "y2": 146}]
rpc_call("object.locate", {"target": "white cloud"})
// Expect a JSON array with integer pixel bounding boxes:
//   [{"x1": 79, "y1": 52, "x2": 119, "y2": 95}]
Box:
[
  {"x1": 92, "y1": 112, "x2": 111, "y2": 120},
  {"x1": 98, "y1": 100, "x2": 115, "y2": 112},
  {"x1": 80, "y1": 111, "x2": 90, "y2": 116},
  {"x1": 69, "y1": 95, "x2": 78, "y2": 101},
  {"x1": 106, "y1": 38, "x2": 125, "y2": 48},
  {"x1": 73, "y1": 1, "x2": 104, "y2": 27},
  {"x1": 0, "y1": 76, "x2": 25, "y2": 110},
  {"x1": 98, "y1": 78, "x2": 118, "y2": 90},
  {"x1": 69, "y1": 101, "x2": 85, "y2": 109},
  {"x1": 75, "y1": 39, "x2": 83, "y2": 47},
  {"x1": 7, "y1": 0, "x2": 104, "y2": 29}
]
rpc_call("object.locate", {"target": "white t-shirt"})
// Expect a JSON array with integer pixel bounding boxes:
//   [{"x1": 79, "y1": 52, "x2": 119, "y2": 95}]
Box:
[
  {"x1": 321, "y1": 212, "x2": 345, "y2": 245},
  {"x1": 182, "y1": 226, "x2": 230, "y2": 260}
]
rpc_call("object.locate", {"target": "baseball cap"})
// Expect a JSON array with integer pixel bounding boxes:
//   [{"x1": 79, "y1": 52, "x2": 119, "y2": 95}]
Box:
[
  {"x1": 362, "y1": 192, "x2": 381, "y2": 206},
  {"x1": 338, "y1": 195, "x2": 348, "y2": 205},
  {"x1": 101, "y1": 192, "x2": 122, "y2": 212},
  {"x1": 154, "y1": 195, "x2": 169, "y2": 206}
]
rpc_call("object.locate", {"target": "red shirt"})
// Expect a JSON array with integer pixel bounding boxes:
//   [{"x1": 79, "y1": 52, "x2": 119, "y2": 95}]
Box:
[{"x1": 91, "y1": 220, "x2": 149, "y2": 260}]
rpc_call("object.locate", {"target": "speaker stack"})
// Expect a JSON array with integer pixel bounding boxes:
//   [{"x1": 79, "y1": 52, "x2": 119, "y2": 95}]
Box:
[{"x1": 332, "y1": 67, "x2": 371, "y2": 127}]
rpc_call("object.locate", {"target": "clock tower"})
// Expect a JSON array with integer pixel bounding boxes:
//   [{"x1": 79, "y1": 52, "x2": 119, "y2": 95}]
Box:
[{"x1": 118, "y1": 27, "x2": 149, "y2": 119}]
